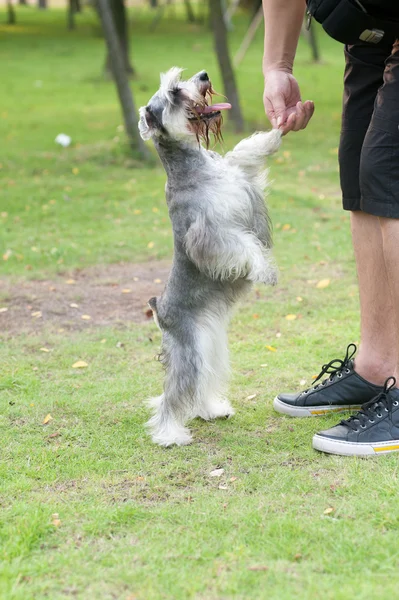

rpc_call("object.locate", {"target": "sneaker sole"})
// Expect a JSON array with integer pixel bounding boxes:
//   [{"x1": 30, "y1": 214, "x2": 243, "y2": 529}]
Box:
[
  {"x1": 313, "y1": 434, "x2": 399, "y2": 456},
  {"x1": 273, "y1": 396, "x2": 362, "y2": 417}
]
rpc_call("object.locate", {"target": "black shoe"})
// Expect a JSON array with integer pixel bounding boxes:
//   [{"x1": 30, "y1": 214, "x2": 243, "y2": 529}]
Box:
[
  {"x1": 313, "y1": 378, "x2": 399, "y2": 456},
  {"x1": 273, "y1": 344, "x2": 384, "y2": 417}
]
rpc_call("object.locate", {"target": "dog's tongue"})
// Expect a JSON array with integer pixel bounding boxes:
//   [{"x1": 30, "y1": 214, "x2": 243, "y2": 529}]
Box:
[{"x1": 198, "y1": 103, "x2": 232, "y2": 114}]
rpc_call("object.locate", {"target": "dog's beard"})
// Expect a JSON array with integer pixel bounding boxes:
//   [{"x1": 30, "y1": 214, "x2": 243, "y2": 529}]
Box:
[
  {"x1": 188, "y1": 113, "x2": 223, "y2": 148},
  {"x1": 187, "y1": 86, "x2": 227, "y2": 148}
]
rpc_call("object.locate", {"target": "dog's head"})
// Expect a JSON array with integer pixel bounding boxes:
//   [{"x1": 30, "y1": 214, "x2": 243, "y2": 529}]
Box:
[{"x1": 138, "y1": 67, "x2": 231, "y2": 147}]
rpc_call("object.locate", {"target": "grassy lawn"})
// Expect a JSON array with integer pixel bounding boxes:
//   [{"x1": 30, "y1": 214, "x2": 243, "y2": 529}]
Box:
[{"x1": 2, "y1": 6, "x2": 399, "y2": 600}]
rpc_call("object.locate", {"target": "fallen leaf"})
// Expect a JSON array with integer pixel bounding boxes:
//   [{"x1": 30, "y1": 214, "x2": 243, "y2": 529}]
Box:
[
  {"x1": 145, "y1": 308, "x2": 153, "y2": 318},
  {"x1": 260, "y1": 363, "x2": 268, "y2": 368},
  {"x1": 69, "y1": 303, "x2": 79, "y2": 308},
  {"x1": 296, "y1": 296, "x2": 303, "y2": 302},
  {"x1": 51, "y1": 513, "x2": 61, "y2": 527},
  {"x1": 66, "y1": 279, "x2": 76, "y2": 285},
  {"x1": 31, "y1": 311, "x2": 42, "y2": 318},
  {"x1": 218, "y1": 484, "x2": 228, "y2": 490},
  {"x1": 100, "y1": 339, "x2": 106, "y2": 344},
  {"x1": 276, "y1": 332, "x2": 282, "y2": 338},
  {"x1": 300, "y1": 379, "x2": 306, "y2": 386},
  {"x1": 248, "y1": 565, "x2": 269, "y2": 572},
  {"x1": 323, "y1": 507, "x2": 334, "y2": 515},
  {"x1": 72, "y1": 167, "x2": 79, "y2": 175},
  {"x1": 316, "y1": 278, "x2": 330, "y2": 289},
  {"x1": 147, "y1": 241, "x2": 154, "y2": 249},
  {"x1": 0, "y1": 307, "x2": 8, "y2": 313},
  {"x1": 246, "y1": 394, "x2": 257, "y2": 401},
  {"x1": 230, "y1": 477, "x2": 237, "y2": 482},
  {"x1": 133, "y1": 277, "x2": 139, "y2": 282},
  {"x1": 209, "y1": 468, "x2": 224, "y2": 477},
  {"x1": 43, "y1": 414, "x2": 53, "y2": 425},
  {"x1": 285, "y1": 314, "x2": 297, "y2": 320},
  {"x1": 293, "y1": 553, "x2": 303, "y2": 561},
  {"x1": 122, "y1": 288, "x2": 132, "y2": 293},
  {"x1": 153, "y1": 278, "x2": 162, "y2": 284},
  {"x1": 282, "y1": 224, "x2": 291, "y2": 231},
  {"x1": 81, "y1": 315, "x2": 91, "y2": 320},
  {"x1": 48, "y1": 432, "x2": 61, "y2": 439},
  {"x1": 265, "y1": 345, "x2": 277, "y2": 352},
  {"x1": 133, "y1": 209, "x2": 142, "y2": 215},
  {"x1": 40, "y1": 347, "x2": 50, "y2": 353},
  {"x1": 72, "y1": 360, "x2": 88, "y2": 369}
]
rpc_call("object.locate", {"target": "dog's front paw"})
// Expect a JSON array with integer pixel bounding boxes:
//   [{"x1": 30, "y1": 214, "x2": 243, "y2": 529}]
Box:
[{"x1": 248, "y1": 266, "x2": 278, "y2": 286}]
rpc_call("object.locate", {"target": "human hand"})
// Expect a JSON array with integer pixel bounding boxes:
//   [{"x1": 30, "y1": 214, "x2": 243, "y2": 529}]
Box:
[{"x1": 263, "y1": 69, "x2": 314, "y2": 135}]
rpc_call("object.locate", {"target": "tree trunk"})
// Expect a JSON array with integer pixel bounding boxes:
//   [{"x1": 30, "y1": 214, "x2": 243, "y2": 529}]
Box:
[
  {"x1": 103, "y1": 0, "x2": 134, "y2": 77},
  {"x1": 67, "y1": 0, "x2": 80, "y2": 30},
  {"x1": 67, "y1": 0, "x2": 75, "y2": 29},
  {"x1": 184, "y1": 0, "x2": 195, "y2": 22},
  {"x1": 38, "y1": 0, "x2": 47, "y2": 9},
  {"x1": 97, "y1": 0, "x2": 150, "y2": 159},
  {"x1": 209, "y1": 0, "x2": 244, "y2": 132},
  {"x1": 19, "y1": 0, "x2": 27, "y2": 6},
  {"x1": 7, "y1": 0, "x2": 16, "y2": 23},
  {"x1": 304, "y1": 21, "x2": 320, "y2": 62}
]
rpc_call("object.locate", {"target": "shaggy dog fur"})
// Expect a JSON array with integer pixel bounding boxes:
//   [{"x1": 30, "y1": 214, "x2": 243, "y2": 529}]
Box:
[{"x1": 138, "y1": 68, "x2": 281, "y2": 446}]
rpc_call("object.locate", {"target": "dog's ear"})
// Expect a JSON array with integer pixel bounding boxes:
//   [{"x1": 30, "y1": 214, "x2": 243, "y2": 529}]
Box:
[
  {"x1": 159, "y1": 67, "x2": 184, "y2": 102},
  {"x1": 138, "y1": 106, "x2": 153, "y2": 141}
]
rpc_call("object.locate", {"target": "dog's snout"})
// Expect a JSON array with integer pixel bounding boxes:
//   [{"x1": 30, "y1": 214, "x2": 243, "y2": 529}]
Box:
[{"x1": 199, "y1": 71, "x2": 209, "y2": 82}]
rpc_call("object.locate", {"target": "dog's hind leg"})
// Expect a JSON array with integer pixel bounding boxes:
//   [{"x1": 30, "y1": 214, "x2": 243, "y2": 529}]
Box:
[
  {"x1": 147, "y1": 319, "x2": 206, "y2": 447},
  {"x1": 195, "y1": 308, "x2": 235, "y2": 421}
]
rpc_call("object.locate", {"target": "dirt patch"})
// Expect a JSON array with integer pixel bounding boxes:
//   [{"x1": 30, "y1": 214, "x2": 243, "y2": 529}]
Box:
[{"x1": 0, "y1": 261, "x2": 171, "y2": 335}]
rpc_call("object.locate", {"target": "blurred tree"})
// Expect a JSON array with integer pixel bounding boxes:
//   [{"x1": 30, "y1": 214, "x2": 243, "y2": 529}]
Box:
[
  {"x1": 301, "y1": 19, "x2": 320, "y2": 62},
  {"x1": 67, "y1": 0, "x2": 81, "y2": 30},
  {"x1": 209, "y1": 0, "x2": 244, "y2": 132},
  {"x1": 7, "y1": 0, "x2": 16, "y2": 23},
  {"x1": 38, "y1": 0, "x2": 47, "y2": 9},
  {"x1": 19, "y1": 0, "x2": 27, "y2": 6},
  {"x1": 183, "y1": 0, "x2": 196, "y2": 22},
  {"x1": 102, "y1": 0, "x2": 134, "y2": 77},
  {"x1": 97, "y1": 0, "x2": 150, "y2": 159}
]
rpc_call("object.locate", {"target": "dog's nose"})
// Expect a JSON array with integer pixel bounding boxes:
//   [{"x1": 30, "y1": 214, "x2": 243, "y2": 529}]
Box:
[{"x1": 199, "y1": 71, "x2": 209, "y2": 82}]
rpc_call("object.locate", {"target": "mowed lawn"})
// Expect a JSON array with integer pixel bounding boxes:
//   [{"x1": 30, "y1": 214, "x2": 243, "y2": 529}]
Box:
[{"x1": 2, "y1": 7, "x2": 399, "y2": 600}]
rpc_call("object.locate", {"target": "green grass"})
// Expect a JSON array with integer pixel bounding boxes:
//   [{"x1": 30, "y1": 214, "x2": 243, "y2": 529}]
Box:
[{"x1": 2, "y1": 6, "x2": 399, "y2": 600}]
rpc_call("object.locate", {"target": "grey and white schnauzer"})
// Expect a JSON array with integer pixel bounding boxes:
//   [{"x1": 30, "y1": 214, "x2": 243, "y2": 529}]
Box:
[{"x1": 138, "y1": 67, "x2": 281, "y2": 446}]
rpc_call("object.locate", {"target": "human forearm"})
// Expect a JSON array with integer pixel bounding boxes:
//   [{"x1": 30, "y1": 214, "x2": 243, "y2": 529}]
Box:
[{"x1": 262, "y1": 0, "x2": 306, "y2": 74}]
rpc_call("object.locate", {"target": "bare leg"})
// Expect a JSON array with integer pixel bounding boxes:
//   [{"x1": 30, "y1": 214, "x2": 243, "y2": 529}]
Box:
[
  {"x1": 378, "y1": 217, "x2": 399, "y2": 382},
  {"x1": 351, "y1": 211, "x2": 397, "y2": 384}
]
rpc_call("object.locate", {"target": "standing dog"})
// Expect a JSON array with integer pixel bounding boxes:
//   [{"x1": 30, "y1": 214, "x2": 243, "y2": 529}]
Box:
[{"x1": 138, "y1": 68, "x2": 281, "y2": 446}]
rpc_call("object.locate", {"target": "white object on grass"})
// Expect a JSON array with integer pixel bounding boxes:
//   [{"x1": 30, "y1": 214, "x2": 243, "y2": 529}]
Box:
[{"x1": 55, "y1": 133, "x2": 71, "y2": 147}]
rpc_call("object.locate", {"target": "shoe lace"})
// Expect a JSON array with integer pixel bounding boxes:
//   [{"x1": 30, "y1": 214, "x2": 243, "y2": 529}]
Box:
[
  {"x1": 302, "y1": 343, "x2": 357, "y2": 394},
  {"x1": 340, "y1": 377, "x2": 397, "y2": 431}
]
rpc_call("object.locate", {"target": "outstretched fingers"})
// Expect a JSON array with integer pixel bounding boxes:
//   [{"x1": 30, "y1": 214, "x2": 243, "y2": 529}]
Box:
[{"x1": 279, "y1": 100, "x2": 315, "y2": 135}]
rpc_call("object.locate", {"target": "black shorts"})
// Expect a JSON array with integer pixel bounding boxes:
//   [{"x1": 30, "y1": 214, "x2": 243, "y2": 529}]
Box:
[{"x1": 339, "y1": 40, "x2": 399, "y2": 217}]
